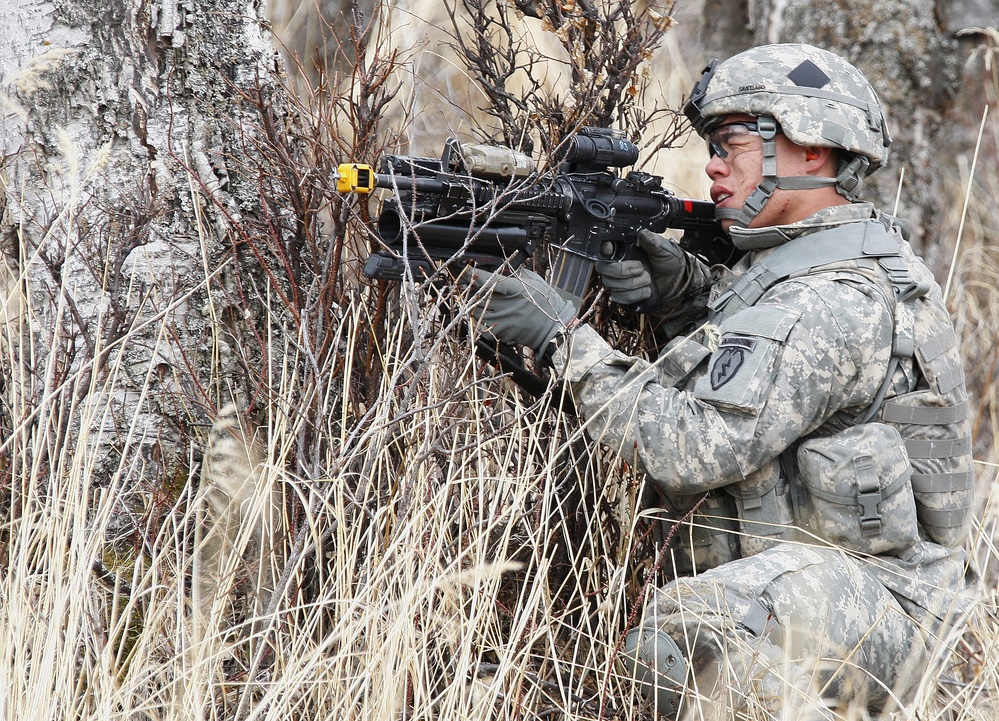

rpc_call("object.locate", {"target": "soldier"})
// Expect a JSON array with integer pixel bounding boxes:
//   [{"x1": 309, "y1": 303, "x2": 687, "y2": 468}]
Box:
[{"x1": 464, "y1": 44, "x2": 979, "y2": 719}]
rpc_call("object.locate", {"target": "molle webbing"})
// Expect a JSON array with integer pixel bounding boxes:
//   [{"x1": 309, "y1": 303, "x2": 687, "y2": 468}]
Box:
[
  {"x1": 708, "y1": 218, "x2": 973, "y2": 547},
  {"x1": 880, "y1": 317, "x2": 974, "y2": 542},
  {"x1": 882, "y1": 400, "x2": 967, "y2": 424},
  {"x1": 709, "y1": 217, "x2": 922, "y2": 322}
]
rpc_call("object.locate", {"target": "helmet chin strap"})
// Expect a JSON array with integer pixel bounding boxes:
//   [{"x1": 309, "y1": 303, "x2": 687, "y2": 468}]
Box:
[{"x1": 717, "y1": 115, "x2": 841, "y2": 250}]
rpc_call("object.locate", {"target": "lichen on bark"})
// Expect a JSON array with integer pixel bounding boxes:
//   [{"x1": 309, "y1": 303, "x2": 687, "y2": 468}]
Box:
[{"x1": 0, "y1": 0, "x2": 296, "y2": 530}]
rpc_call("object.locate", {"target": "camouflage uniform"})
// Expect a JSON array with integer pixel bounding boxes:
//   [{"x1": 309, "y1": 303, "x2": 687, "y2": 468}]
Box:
[
  {"x1": 456, "y1": 42, "x2": 979, "y2": 719},
  {"x1": 551, "y1": 200, "x2": 978, "y2": 718}
]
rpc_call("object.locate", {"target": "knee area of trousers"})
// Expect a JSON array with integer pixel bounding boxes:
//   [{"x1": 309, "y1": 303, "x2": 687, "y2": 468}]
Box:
[{"x1": 621, "y1": 626, "x2": 688, "y2": 720}]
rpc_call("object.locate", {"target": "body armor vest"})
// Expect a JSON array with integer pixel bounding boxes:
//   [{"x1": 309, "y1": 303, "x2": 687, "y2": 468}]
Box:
[{"x1": 676, "y1": 216, "x2": 973, "y2": 565}]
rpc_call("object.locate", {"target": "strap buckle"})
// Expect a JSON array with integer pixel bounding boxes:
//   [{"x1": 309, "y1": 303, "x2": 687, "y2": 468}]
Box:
[{"x1": 855, "y1": 455, "x2": 883, "y2": 537}]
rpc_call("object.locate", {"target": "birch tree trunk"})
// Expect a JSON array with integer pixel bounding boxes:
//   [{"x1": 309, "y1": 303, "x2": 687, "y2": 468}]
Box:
[
  {"x1": 0, "y1": 0, "x2": 287, "y2": 523},
  {"x1": 0, "y1": 3, "x2": 294, "y2": 706}
]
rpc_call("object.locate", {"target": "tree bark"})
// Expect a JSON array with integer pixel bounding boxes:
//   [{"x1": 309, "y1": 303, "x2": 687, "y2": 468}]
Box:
[{"x1": 1, "y1": 0, "x2": 285, "y2": 511}]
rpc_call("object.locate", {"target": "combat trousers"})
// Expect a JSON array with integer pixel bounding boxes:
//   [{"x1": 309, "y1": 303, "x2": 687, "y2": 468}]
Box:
[{"x1": 634, "y1": 544, "x2": 930, "y2": 720}]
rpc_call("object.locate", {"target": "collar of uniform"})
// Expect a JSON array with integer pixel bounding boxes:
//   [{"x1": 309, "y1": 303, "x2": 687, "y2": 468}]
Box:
[{"x1": 729, "y1": 201, "x2": 876, "y2": 251}]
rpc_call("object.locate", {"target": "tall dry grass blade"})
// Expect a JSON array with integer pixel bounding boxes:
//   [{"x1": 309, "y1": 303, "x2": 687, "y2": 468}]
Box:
[
  {"x1": 180, "y1": 402, "x2": 282, "y2": 720},
  {"x1": 944, "y1": 105, "x2": 989, "y2": 302}
]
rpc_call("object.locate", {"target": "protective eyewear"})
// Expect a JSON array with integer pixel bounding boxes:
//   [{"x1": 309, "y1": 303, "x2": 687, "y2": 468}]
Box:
[{"x1": 706, "y1": 121, "x2": 763, "y2": 158}]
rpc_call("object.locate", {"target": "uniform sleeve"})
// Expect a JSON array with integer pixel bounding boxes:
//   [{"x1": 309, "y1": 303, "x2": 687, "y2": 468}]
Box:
[{"x1": 554, "y1": 275, "x2": 895, "y2": 495}]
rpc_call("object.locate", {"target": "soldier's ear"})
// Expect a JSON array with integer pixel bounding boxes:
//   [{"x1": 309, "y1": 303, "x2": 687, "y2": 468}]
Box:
[{"x1": 803, "y1": 145, "x2": 835, "y2": 169}]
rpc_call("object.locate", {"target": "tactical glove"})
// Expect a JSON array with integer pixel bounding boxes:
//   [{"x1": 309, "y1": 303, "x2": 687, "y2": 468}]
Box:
[
  {"x1": 464, "y1": 268, "x2": 578, "y2": 353},
  {"x1": 595, "y1": 229, "x2": 689, "y2": 308}
]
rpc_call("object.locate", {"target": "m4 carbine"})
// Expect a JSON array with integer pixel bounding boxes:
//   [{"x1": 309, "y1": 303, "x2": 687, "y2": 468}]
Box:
[{"x1": 337, "y1": 127, "x2": 734, "y2": 314}]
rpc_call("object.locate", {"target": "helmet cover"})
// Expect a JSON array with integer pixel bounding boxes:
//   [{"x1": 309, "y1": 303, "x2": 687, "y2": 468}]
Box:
[{"x1": 685, "y1": 43, "x2": 891, "y2": 174}]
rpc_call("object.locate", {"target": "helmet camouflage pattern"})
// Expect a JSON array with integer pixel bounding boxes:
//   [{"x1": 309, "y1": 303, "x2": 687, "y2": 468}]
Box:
[{"x1": 684, "y1": 43, "x2": 892, "y2": 174}]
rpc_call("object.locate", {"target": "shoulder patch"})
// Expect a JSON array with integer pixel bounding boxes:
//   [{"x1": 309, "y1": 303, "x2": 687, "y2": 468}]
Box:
[
  {"x1": 710, "y1": 346, "x2": 746, "y2": 390},
  {"x1": 693, "y1": 304, "x2": 802, "y2": 413}
]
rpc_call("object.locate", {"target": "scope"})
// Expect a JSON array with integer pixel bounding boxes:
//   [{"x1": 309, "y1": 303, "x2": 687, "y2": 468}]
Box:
[{"x1": 558, "y1": 127, "x2": 640, "y2": 170}]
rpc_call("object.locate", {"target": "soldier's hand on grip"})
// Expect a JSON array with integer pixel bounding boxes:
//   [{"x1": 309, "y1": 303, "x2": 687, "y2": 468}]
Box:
[
  {"x1": 596, "y1": 229, "x2": 688, "y2": 308},
  {"x1": 461, "y1": 268, "x2": 578, "y2": 354}
]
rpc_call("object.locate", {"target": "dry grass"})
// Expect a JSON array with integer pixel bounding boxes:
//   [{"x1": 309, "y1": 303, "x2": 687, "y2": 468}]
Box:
[{"x1": 0, "y1": 3, "x2": 997, "y2": 720}]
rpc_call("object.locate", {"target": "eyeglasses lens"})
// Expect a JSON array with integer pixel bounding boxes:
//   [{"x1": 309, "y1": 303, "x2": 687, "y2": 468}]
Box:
[{"x1": 706, "y1": 122, "x2": 760, "y2": 158}]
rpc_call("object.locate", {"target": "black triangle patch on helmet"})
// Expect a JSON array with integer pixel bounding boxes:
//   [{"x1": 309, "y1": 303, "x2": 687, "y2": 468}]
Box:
[{"x1": 787, "y1": 60, "x2": 830, "y2": 89}]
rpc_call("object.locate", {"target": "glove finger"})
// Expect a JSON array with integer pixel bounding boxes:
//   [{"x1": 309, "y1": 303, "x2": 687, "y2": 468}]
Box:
[
  {"x1": 637, "y1": 228, "x2": 683, "y2": 261},
  {"x1": 603, "y1": 274, "x2": 652, "y2": 293},
  {"x1": 597, "y1": 262, "x2": 651, "y2": 291},
  {"x1": 489, "y1": 271, "x2": 537, "y2": 299},
  {"x1": 518, "y1": 267, "x2": 546, "y2": 285},
  {"x1": 595, "y1": 259, "x2": 647, "y2": 281},
  {"x1": 471, "y1": 296, "x2": 518, "y2": 332},
  {"x1": 609, "y1": 286, "x2": 652, "y2": 305},
  {"x1": 457, "y1": 267, "x2": 525, "y2": 301},
  {"x1": 455, "y1": 265, "x2": 493, "y2": 290},
  {"x1": 477, "y1": 273, "x2": 552, "y2": 319}
]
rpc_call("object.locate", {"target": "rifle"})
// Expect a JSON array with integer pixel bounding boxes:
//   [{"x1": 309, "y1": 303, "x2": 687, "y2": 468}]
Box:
[
  {"x1": 339, "y1": 127, "x2": 735, "y2": 307},
  {"x1": 337, "y1": 128, "x2": 736, "y2": 399}
]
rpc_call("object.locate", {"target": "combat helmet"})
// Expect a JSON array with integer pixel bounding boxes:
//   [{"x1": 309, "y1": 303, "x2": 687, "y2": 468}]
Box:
[{"x1": 684, "y1": 43, "x2": 892, "y2": 234}]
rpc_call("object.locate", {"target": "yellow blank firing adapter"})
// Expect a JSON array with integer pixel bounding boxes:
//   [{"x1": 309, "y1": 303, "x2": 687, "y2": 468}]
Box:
[{"x1": 335, "y1": 163, "x2": 376, "y2": 193}]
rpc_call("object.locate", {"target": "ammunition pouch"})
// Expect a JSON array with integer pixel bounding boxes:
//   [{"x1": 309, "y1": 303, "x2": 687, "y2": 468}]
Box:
[{"x1": 795, "y1": 423, "x2": 920, "y2": 556}]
